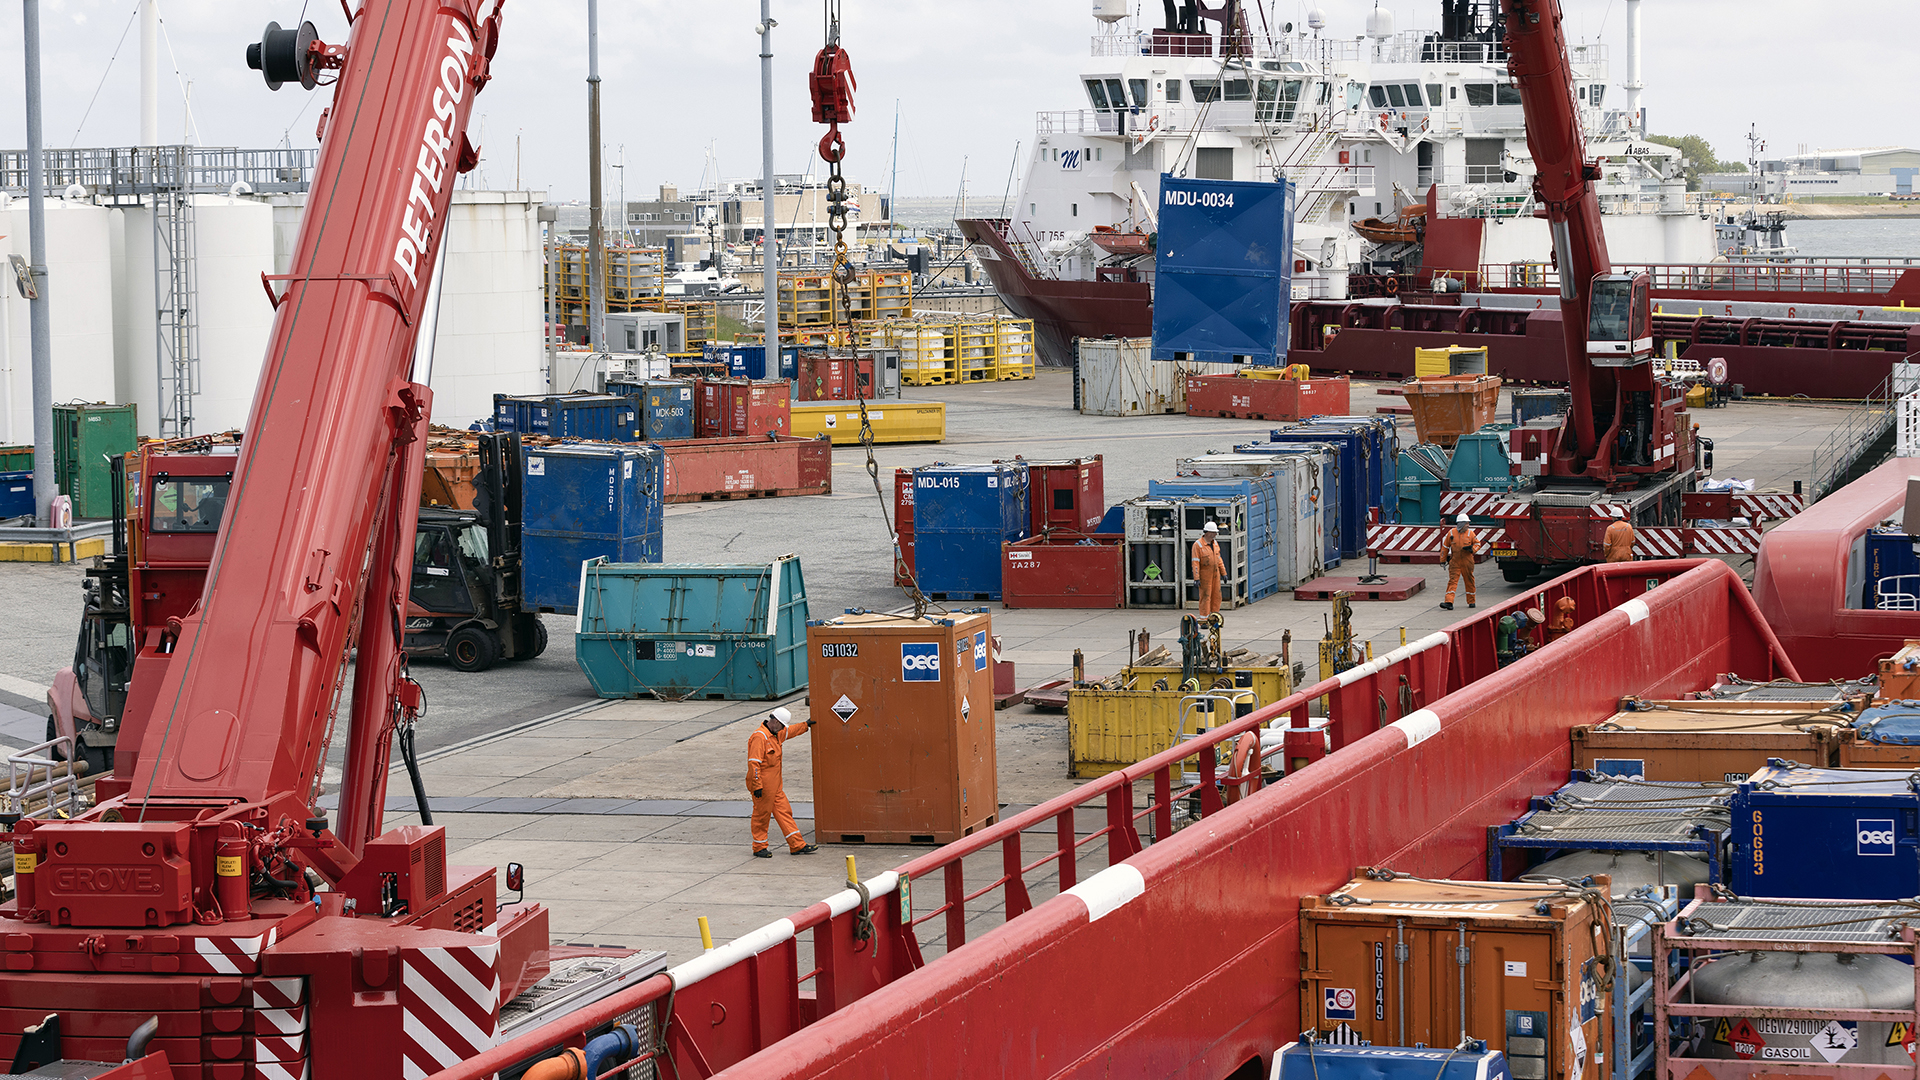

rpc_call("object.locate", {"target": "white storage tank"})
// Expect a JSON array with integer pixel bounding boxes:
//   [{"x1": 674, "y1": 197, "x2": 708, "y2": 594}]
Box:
[
  {"x1": 1695, "y1": 951, "x2": 1914, "y2": 1065},
  {"x1": 3, "y1": 198, "x2": 116, "y2": 444}
]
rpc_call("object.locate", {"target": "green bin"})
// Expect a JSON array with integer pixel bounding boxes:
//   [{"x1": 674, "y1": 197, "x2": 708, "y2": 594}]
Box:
[
  {"x1": 574, "y1": 555, "x2": 809, "y2": 701},
  {"x1": 53, "y1": 403, "x2": 138, "y2": 518},
  {"x1": 0, "y1": 446, "x2": 30, "y2": 473}
]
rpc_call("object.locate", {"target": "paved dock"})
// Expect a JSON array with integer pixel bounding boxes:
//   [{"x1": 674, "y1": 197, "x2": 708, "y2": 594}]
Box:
[{"x1": 0, "y1": 370, "x2": 1848, "y2": 963}]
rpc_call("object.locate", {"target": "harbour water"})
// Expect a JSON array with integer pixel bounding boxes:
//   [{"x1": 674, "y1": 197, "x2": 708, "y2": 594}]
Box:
[{"x1": 1786, "y1": 217, "x2": 1920, "y2": 260}]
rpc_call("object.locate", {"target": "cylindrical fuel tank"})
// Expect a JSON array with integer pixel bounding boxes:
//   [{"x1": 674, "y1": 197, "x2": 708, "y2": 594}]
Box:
[
  {"x1": 1694, "y1": 951, "x2": 1913, "y2": 1065},
  {"x1": 1531, "y1": 849, "x2": 1712, "y2": 893}
]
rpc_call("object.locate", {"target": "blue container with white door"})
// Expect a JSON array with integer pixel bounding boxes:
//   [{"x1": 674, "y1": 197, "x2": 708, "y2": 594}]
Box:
[
  {"x1": 1235, "y1": 440, "x2": 1342, "y2": 568},
  {"x1": 521, "y1": 443, "x2": 665, "y2": 614},
  {"x1": 1732, "y1": 762, "x2": 1920, "y2": 900},
  {"x1": 911, "y1": 463, "x2": 1030, "y2": 598},
  {"x1": 1146, "y1": 474, "x2": 1282, "y2": 600},
  {"x1": 1299, "y1": 416, "x2": 1399, "y2": 524},
  {"x1": 493, "y1": 393, "x2": 552, "y2": 434}
]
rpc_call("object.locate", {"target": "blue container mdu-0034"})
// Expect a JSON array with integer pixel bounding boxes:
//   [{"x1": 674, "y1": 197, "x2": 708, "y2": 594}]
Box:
[
  {"x1": 574, "y1": 555, "x2": 809, "y2": 700},
  {"x1": 911, "y1": 463, "x2": 1030, "y2": 598},
  {"x1": 521, "y1": 443, "x2": 664, "y2": 614},
  {"x1": 1733, "y1": 761, "x2": 1920, "y2": 900}
]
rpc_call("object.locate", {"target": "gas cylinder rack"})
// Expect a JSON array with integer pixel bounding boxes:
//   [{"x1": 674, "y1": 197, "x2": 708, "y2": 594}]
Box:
[{"x1": 1654, "y1": 894, "x2": 1920, "y2": 1080}]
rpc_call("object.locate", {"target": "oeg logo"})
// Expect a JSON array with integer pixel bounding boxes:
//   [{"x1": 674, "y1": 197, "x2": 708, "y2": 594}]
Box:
[
  {"x1": 901, "y1": 643, "x2": 941, "y2": 682},
  {"x1": 1858, "y1": 819, "x2": 1896, "y2": 857}
]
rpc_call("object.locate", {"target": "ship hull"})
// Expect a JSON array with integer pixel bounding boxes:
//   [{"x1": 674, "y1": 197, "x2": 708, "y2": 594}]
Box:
[{"x1": 958, "y1": 218, "x2": 1151, "y2": 366}]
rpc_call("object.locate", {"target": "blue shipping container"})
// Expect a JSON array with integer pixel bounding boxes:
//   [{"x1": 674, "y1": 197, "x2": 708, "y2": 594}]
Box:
[
  {"x1": 522, "y1": 444, "x2": 664, "y2": 613},
  {"x1": 546, "y1": 394, "x2": 642, "y2": 442},
  {"x1": 1151, "y1": 176, "x2": 1295, "y2": 367},
  {"x1": 707, "y1": 343, "x2": 798, "y2": 381},
  {"x1": 1274, "y1": 1044, "x2": 1511, "y2": 1080},
  {"x1": 1511, "y1": 388, "x2": 1571, "y2": 427},
  {"x1": 1147, "y1": 475, "x2": 1281, "y2": 600},
  {"x1": 912, "y1": 463, "x2": 1030, "y2": 598},
  {"x1": 606, "y1": 380, "x2": 696, "y2": 441},
  {"x1": 1863, "y1": 528, "x2": 1920, "y2": 608},
  {"x1": 494, "y1": 393, "x2": 552, "y2": 434},
  {"x1": 1266, "y1": 427, "x2": 1373, "y2": 560},
  {"x1": 1733, "y1": 762, "x2": 1920, "y2": 900},
  {"x1": 0, "y1": 470, "x2": 30, "y2": 518},
  {"x1": 574, "y1": 555, "x2": 809, "y2": 700},
  {"x1": 1290, "y1": 417, "x2": 1398, "y2": 526}
]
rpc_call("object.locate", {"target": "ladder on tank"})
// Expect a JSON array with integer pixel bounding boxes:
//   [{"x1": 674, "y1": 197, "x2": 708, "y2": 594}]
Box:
[{"x1": 152, "y1": 148, "x2": 201, "y2": 439}]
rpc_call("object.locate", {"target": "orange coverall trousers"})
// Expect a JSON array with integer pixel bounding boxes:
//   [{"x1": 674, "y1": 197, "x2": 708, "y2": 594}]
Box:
[
  {"x1": 1443, "y1": 527, "x2": 1476, "y2": 605},
  {"x1": 1192, "y1": 536, "x2": 1226, "y2": 617},
  {"x1": 747, "y1": 724, "x2": 809, "y2": 852}
]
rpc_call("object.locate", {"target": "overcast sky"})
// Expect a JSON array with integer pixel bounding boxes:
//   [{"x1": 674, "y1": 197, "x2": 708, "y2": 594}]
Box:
[{"x1": 0, "y1": 0, "x2": 1912, "y2": 203}]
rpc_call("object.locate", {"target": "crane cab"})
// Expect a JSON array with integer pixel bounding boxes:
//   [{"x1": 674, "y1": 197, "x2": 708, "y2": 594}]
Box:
[{"x1": 1585, "y1": 272, "x2": 1654, "y2": 367}]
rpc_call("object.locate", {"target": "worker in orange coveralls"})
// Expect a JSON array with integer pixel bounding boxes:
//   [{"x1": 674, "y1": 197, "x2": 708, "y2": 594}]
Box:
[
  {"x1": 1603, "y1": 511, "x2": 1636, "y2": 562},
  {"x1": 1440, "y1": 513, "x2": 1477, "y2": 611},
  {"x1": 1192, "y1": 520, "x2": 1226, "y2": 617},
  {"x1": 747, "y1": 707, "x2": 818, "y2": 857}
]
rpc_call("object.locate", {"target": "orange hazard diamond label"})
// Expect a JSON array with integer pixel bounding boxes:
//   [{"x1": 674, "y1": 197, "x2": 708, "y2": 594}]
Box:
[{"x1": 1731, "y1": 1019, "x2": 1766, "y2": 1060}]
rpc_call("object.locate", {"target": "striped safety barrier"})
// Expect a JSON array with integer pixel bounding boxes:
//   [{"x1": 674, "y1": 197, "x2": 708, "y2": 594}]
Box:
[{"x1": 1367, "y1": 524, "x2": 1506, "y2": 559}]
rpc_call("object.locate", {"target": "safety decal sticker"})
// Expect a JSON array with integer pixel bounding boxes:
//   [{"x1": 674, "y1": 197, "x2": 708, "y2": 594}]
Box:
[
  {"x1": 1809, "y1": 1020, "x2": 1858, "y2": 1063},
  {"x1": 961, "y1": 696, "x2": 971, "y2": 722},
  {"x1": 824, "y1": 414, "x2": 838, "y2": 428},
  {"x1": 973, "y1": 631, "x2": 988, "y2": 671},
  {"x1": 689, "y1": 643, "x2": 715, "y2": 658},
  {"x1": 1324, "y1": 987, "x2": 1356, "y2": 1021},
  {"x1": 1729, "y1": 1019, "x2": 1763, "y2": 1060},
  {"x1": 527, "y1": 456, "x2": 545, "y2": 476},
  {"x1": 831, "y1": 695, "x2": 858, "y2": 723}
]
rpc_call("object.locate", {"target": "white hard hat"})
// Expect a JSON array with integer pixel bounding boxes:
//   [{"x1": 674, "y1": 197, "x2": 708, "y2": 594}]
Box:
[
  {"x1": 1203, "y1": 520, "x2": 1219, "y2": 533},
  {"x1": 769, "y1": 707, "x2": 792, "y2": 726},
  {"x1": 1456, "y1": 513, "x2": 1470, "y2": 525}
]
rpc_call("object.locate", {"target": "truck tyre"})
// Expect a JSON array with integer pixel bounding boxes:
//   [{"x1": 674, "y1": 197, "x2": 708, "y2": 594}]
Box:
[
  {"x1": 48, "y1": 716, "x2": 112, "y2": 778},
  {"x1": 447, "y1": 626, "x2": 499, "y2": 673},
  {"x1": 514, "y1": 617, "x2": 549, "y2": 660},
  {"x1": 1500, "y1": 560, "x2": 1540, "y2": 584}
]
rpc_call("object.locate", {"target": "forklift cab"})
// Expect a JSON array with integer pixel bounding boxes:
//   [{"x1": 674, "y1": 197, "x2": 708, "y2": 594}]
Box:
[
  {"x1": 407, "y1": 508, "x2": 503, "y2": 671},
  {"x1": 1585, "y1": 272, "x2": 1653, "y2": 367}
]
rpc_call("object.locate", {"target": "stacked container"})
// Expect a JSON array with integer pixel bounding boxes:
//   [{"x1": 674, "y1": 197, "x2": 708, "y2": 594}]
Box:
[
  {"x1": 521, "y1": 443, "x2": 664, "y2": 613},
  {"x1": 492, "y1": 394, "x2": 643, "y2": 442},
  {"x1": 1, "y1": 445, "x2": 32, "y2": 517},
  {"x1": 1235, "y1": 441, "x2": 1342, "y2": 568},
  {"x1": 806, "y1": 611, "x2": 998, "y2": 844},
  {"x1": 1148, "y1": 475, "x2": 1281, "y2": 600},
  {"x1": 1734, "y1": 763, "x2": 1920, "y2": 899},
  {"x1": 1300, "y1": 875, "x2": 1610, "y2": 1080},
  {"x1": 605, "y1": 379, "x2": 696, "y2": 441},
  {"x1": 696, "y1": 379, "x2": 792, "y2": 437},
  {"x1": 999, "y1": 456, "x2": 1105, "y2": 536},
  {"x1": 705, "y1": 342, "x2": 797, "y2": 381},
  {"x1": 1296, "y1": 417, "x2": 1398, "y2": 524},
  {"x1": 910, "y1": 464, "x2": 1030, "y2": 600}
]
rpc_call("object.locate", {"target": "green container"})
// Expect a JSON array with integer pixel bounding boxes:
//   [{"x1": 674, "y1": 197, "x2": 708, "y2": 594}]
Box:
[
  {"x1": 574, "y1": 555, "x2": 809, "y2": 701},
  {"x1": 0, "y1": 445, "x2": 30, "y2": 473},
  {"x1": 53, "y1": 403, "x2": 138, "y2": 518}
]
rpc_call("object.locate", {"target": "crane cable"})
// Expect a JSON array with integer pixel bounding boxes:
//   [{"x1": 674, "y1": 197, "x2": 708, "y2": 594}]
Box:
[{"x1": 811, "y1": 0, "x2": 941, "y2": 621}]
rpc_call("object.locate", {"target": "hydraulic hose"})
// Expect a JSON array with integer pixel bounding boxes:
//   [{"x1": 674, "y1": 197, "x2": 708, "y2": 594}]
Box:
[
  {"x1": 125, "y1": 1016, "x2": 160, "y2": 1062},
  {"x1": 400, "y1": 721, "x2": 434, "y2": 826},
  {"x1": 520, "y1": 1024, "x2": 641, "y2": 1080}
]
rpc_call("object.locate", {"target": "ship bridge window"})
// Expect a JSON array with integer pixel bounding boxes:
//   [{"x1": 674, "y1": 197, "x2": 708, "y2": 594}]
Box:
[
  {"x1": 1384, "y1": 84, "x2": 1406, "y2": 107},
  {"x1": 1189, "y1": 79, "x2": 1222, "y2": 103},
  {"x1": 1256, "y1": 78, "x2": 1304, "y2": 123},
  {"x1": 1106, "y1": 79, "x2": 1129, "y2": 110},
  {"x1": 1498, "y1": 82, "x2": 1522, "y2": 105},
  {"x1": 1085, "y1": 80, "x2": 1110, "y2": 111},
  {"x1": 1369, "y1": 85, "x2": 1387, "y2": 108},
  {"x1": 1426, "y1": 83, "x2": 1443, "y2": 106},
  {"x1": 1129, "y1": 78, "x2": 1150, "y2": 107},
  {"x1": 1224, "y1": 79, "x2": 1252, "y2": 101},
  {"x1": 1465, "y1": 83, "x2": 1494, "y2": 106}
]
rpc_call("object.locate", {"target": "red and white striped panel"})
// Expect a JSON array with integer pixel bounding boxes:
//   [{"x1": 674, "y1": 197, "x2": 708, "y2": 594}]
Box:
[
  {"x1": 186, "y1": 929, "x2": 272, "y2": 975},
  {"x1": 1732, "y1": 492, "x2": 1805, "y2": 520},
  {"x1": 253, "y1": 975, "x2": 309, "y2": 1080},
  {"x1": 400, "y1": 942, "x2": 500, "y2": 1080},
  {"x1": 1367, "y1": 524, "x2": 1507, "y2": 556},
  {"x1": 1636, "y1": 528, "x2": 1689, "y2": 557},
  {"x1": 256, "y1": 1033, "x2": 310, "y2": 1065},
  {"x1": 1688, "y1": 527, "x2": 1764, "y2": 556},
  {"x1": 1439, "y1": 491, "x2": 1531, "y2": 518}
]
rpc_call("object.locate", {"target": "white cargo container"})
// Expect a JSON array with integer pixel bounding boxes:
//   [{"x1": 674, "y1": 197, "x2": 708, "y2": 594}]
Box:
[{"x1": 1075, "y1": 337, "x2": 1235, "y2": 416}]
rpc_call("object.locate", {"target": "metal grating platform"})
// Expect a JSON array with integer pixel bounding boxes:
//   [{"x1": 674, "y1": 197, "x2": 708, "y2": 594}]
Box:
[
  {"x1": 1680, "y1": 900, "x2": 1920, "y2": 943},
  {"x1": 1512, "y1": 807, "x2": 1727, "y2": 843},
  {"x1": 1708, "y1": 678, "x2": 1876, "y2": 703},
  {"x1": 1550, "y1": 778, "x2": 1735, "y2": 812}
]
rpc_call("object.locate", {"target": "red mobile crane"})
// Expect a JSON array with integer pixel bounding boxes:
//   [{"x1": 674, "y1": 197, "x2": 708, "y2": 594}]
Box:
[
  {"x1": 0, "y1": 5, "x2": 571, "y2": 1078},
  {"x1": 1481, "y1": 0, "x2": 1700, "y2": 579}
]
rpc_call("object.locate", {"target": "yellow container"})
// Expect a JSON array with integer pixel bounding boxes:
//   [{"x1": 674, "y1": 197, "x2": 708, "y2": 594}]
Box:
[
  {"x1": 0, "y1": 536, "x2": 108, "y2": 563},
  {"x1": 787, "y1": 402, "x2": 947, "y2": 445},
  {"x1": 1066, "y1": 665, "x2": 1291, "y2": 777},
  {"x1": 1413, "y1": 345, "x2": 1489, "y2": 377}
]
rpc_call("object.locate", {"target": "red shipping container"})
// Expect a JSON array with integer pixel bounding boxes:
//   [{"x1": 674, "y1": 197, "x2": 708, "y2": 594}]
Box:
[
  {"x1": 1184, "y1": 374, "x2": 1351, "y2": 421},
  {"x1": 724, "y1": 379, "x2": 792, "y2": 436},
  {"x1": 1001, "y1": 535, "x2": 1125, "y2": 609},
  {"x1": 996, "y1": 455, "x2": 1105, "y2": 536},
  {"x1": 695, "y1": 379, "x2": 728, "y2": 438},
  {"x1": 796, "y1": 356, "x2": 876, "y2": 402},
  {"x1": 894, "y1": 468, "x2": 916, "y2": 587},
  {"x1": 661, "y1": 434, "x2": 831, "y2": 502}
]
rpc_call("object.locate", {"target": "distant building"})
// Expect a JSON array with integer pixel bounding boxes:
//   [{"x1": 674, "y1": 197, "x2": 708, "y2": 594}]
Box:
[
  {"x1": 549, "y1": 176, "x2": 894, "y2": 269},
  {"x1": 1703, "y1": 146, "x2": 1920, "y2": 199}
]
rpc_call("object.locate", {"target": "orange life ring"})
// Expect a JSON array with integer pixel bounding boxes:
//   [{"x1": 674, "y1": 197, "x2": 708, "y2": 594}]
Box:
[{"x1": 1384, "y1": 276, "x2": 1400, "y2": 294}]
